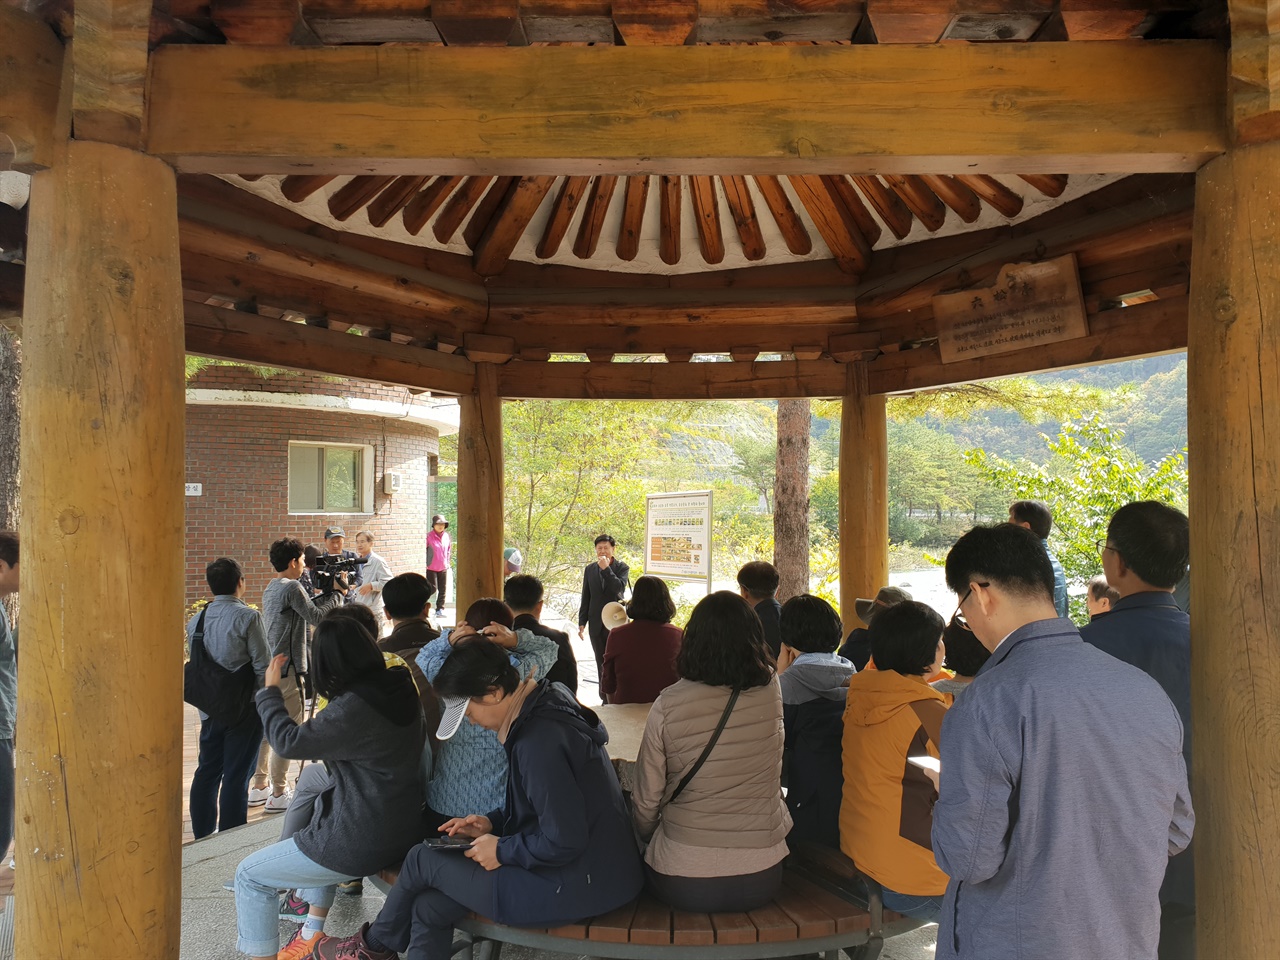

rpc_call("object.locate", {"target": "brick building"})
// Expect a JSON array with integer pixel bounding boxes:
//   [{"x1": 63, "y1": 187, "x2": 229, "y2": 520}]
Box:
[{"x1": 183, "y1": 365, "x2": 459, "y2": 609}]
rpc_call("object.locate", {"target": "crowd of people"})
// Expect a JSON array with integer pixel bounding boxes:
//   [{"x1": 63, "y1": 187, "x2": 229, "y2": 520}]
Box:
[{"x1": 171, "y1": 494, "x2": 1194, "y2": 960}]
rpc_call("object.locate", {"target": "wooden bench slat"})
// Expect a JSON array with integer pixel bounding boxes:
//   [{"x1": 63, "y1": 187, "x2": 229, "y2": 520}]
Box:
[
  {"x1": 544, "y1": 918, "x2": 589, "y2": 939},
  {"x1": 781, "y1": 873, "x2": 872, "y2": 934},
  {"x1": 586, "y1": 901, "x2": 638, "y2": 943},
  {"x1": 672, "y1": 911, "x2": 716, "y2": 946},
  {"x1": 629, "y1": 895, "x2": 673, "y2": 945},
  {"x1": 746, "y1": 902, "x2": 800, "y2": 943},
  {"x1": 774, "y1": 885, "x2": 837, "y2": 939},
  {"x1": 710, "y1": 911, "x2": 758, "y2": 944}
]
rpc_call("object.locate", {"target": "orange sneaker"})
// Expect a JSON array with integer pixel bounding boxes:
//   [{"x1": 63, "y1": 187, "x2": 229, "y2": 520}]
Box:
[{"x1": 278, "y1": 927, "x2": 328, "y2": 960}]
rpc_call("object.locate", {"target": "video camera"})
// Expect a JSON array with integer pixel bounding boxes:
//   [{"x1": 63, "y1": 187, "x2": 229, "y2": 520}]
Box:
[{"x1": 305, "y1": 547, "x2": 370, "y2": 596}]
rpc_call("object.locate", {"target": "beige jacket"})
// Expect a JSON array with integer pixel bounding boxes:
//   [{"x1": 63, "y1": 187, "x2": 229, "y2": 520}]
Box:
[{"x1": 632, "y1": 677, "x2": 792, "y2": 852}]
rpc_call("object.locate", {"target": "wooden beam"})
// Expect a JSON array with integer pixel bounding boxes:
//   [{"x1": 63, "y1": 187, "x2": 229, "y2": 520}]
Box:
[
  {"x1": 1229, "y1": 0, "x2": 1280, "y2": 144},
  {"x1": 865, "y1": 295, "x2": 1187, "y2": 393},
  {"x1": 210, "y1": 0, "x2": 300, "y2": 43},
  {"x1": 184, "y1": 301, "x2": 477, "y2": 395},
  {"x1": 789, "y1": 174, "x2": 871, "y2": 274},
  {"x1": 697, "y1": 0, "x2": 865, "y2": 42},
  {"x1": 482, "y1": 317, "x2": 862, "y2": 356},
  {"x1": 613, "y1": 0, "x2": 699, "y2": 45},
  {"x1": 301, "y1": 0, "x2": 444, "y2": 43},
  {"x1": 0, "y1": 6, "x2": 64, "y2": 172},
  {"x1": 19, "y1": 137, "x2": 184, "y2": 958},
  {"x1": 72, "y1": 0, "x2": 150, "y2": 148},
  {"x1": 456, "y1": 363, "x2": 505, "y2": 611},
  {"x1": 432, "y1": 0, "x2": 525, "y2": 45},
  {"x1": 475, "y1": 176, "x2": 555, "y2": 276},
  {"x1": 497, "y1": 358, "x2": 851, "y2": 400},
  {"x1": 147, "y1": 42, "x2": 1229, "y2": 175},
  {"x1": 1187, "y1": 138, "x2": 1280, "y2": 959}
]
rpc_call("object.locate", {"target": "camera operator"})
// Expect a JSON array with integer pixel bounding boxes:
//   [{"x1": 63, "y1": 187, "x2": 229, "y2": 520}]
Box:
[
  {"x1": 249, "y1": 537, "x2": 345, "y2": 813},
  {"x1": 319, "y1": 526, "x2": 362, "y2": 600}
]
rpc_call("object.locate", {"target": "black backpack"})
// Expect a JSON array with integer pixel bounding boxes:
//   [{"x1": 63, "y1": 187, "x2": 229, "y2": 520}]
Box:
[{"x1": 183, "y1": 607, "x2": 256, "y2": 727}]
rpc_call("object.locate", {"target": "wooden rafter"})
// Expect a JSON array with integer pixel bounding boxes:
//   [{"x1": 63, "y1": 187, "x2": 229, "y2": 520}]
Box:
[
  {"x1": 616, "y1": 175, "x2": 652, "y2": 262},
  {"x1": 955, "y1": 174, "x2": 1024, "y2": 218},
  {"x1": 403, "y1": 176, "x2": 464, "y2": 236},
  {"x1": 463, "y1": 176, "x2": 517, "y2": 249},
  {"x1": 754, "y1": 176, "x2": 812, "y2": 255},
  {"x1": 434, "y1": 176, "x2": 495, "y2": 243},
  {"x1": 659, "y1": 175, "x2": 682, "y2": 266},
  {"x1": 788, "y1": 175, "x2": 871, "y2": 274},
  {"x1": 919, "y1": 174, "x2": 982, "y2": 223},
  {"x1": 852, "y1": 176, "x2": 914, "y2": 240},
  {"x1": 883, "y1": 175, "x2": 947, "y2": 232},
  {"x1": 474, "y1": 176, "x2": 556, "y2": 276},
  {"x1": 721, "y1": 175, "x2": 767, "y2": 261},
  {"x1": 574, "y1": 176, "x2": 619, "y2": 260},
  {"x1": 146, "y1": 43, "x2": 1228, "y2": 175},
  {"x1": 367, "y1": 176, "x2": 430, "y2": 228},
  {"x1": 280, "y1": 175, "x2": 336, "y2": 203},
  {"x1": 822, "y1": 175, "x2": 883, "y2": 246},
  {"x1": 327, "y1": 176, "x2": 395, "y2": 221},
  {"x1": 1018, "y1": 173, "x2": 1070, "y2": 198},
  {"x1": 689, "y1": 176, "x2": 726, "y2": 265},
  {"x1": 537, "y1": 176, "x2": 591, "y2": 259}
]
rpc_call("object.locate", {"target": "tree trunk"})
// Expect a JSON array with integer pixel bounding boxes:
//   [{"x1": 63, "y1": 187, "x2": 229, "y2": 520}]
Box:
[{"x1": 774, "y1": 398, "x2": 810, "y2": 602}]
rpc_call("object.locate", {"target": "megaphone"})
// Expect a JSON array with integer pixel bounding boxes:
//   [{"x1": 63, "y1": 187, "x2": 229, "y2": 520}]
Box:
[{"x1": 601, "y1": 601, "x2": 629, "y2": 631}]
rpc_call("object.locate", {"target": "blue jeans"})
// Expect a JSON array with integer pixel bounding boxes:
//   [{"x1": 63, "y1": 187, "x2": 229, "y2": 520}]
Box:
[
  {"x1": 190, "y1": 709, "x2": 262, "y2": 839},
  {"x1": 881, "y1": 886, "x2": 943, "y2": 923},
  {"x1": 235, "y1": 837, "x2": 356, "y2": 956}
]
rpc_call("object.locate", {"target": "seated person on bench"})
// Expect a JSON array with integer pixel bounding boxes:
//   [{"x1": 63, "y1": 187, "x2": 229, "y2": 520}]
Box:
[
  {"x1": 777, "y1": 594, "x2": 854, "y2": 848},
  {"x1": 233, "y1": 616, "x2": 427, "y2": 960},
  {"x1": 840, "y1": 601, "x2": 949, "y2": 922},
  {"x1": 317, "y1": 636, "x2": 643, "y2": 960},
  {"x1": 631, "y1": 591, "x2": 792, "y2": 913}
]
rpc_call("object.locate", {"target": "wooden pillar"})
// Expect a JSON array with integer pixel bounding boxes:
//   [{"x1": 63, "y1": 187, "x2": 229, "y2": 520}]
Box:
[
  {"x1": 838, "y1": 364, "x2": 889, "y2": 633},
  {"x1": 17, "y1": 140, "x2": 185, "y2": 957},
  {"x1": 1187, "y1": 138, "x2": 1280, "y2": 957},
  {"x1": 455, "y1": 361, "x2": 505, "y2": 611}
]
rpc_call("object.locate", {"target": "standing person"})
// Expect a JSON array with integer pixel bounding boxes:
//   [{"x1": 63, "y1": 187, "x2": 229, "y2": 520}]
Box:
[
  {"x1": 1086, "y1": 574, "x2": 1121, "y2": 619},
  {"x1": 187, "y1": 558, "x2": 272, "y2": 839},
  {"x1": 577, "y1": 534, "x2": 630, "y2": 675},
  {"x1": 352, "y1": 531, "x2": 395, "y2": 629},
  {"x1": 425, "y1": 516, "x2": 452, "y2": 619},
  {"x1": 601, "y1": 575, "x2": 681, "y2": 704},
  {"x1": 232, "y1": 618, "x2": 426, "y2": 960},
  {"x1": 321, "y1": 526, "x2": 363, "y2": 599},
  {"x1": 934, "y1": 524, "x2": 1193, "y2": 960},
  {"x1": 0, "y1": 530, "x2": 18, "y2": 865},
  {"x1": 1081, "y1": 501, "x2": 1194, "y2": 958},
  {"x1": 737, "y1": 561, "x2": 783, "y2": 657},
  {"x1": 249, "y1": 538, "x2": 345, "y2": 813},
  {"x1": 837, "y1": 584, "x2": 912, "y2": 671},
  {"x1": 504, "y1": 574, "x2": 577, "y2": 694},
  {"x1": 631, "y1": 592, "x2": 791, "y2": 912},
  {"x1": 1008, "y1": 500, "x2": 1068, "y2": 617}
]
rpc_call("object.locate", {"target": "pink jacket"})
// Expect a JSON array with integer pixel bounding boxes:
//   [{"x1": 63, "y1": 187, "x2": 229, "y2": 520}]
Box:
[{"x1": 426, "y1": 529, "x2": 451, "y2": 572}]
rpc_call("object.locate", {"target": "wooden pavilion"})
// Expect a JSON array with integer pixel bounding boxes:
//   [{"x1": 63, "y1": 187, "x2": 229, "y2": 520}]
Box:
[{"x1": 0, "y1": 0, "x2": 1274, "y2": 956}]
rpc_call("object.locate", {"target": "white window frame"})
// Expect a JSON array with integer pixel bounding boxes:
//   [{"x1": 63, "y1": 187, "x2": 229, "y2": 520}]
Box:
[{"x1": 287, "y1": 441, "x2": 375, "y2": 516}]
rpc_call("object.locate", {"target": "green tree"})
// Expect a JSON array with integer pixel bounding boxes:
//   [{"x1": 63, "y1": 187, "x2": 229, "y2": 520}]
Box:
[{"x1": 967, "y1": 414, "x2": 1188, "y2": 596}]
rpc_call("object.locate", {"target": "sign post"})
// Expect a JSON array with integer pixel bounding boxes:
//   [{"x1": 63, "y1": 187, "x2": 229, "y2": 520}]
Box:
[{"x1": 644, "y1": 491, "x2": 713, "y2": 595}]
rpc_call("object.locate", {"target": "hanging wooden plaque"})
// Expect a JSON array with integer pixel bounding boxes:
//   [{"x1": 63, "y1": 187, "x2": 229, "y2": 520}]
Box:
[{"x1": 934, "y1": 254, "x2": 1089, "y2": 363}]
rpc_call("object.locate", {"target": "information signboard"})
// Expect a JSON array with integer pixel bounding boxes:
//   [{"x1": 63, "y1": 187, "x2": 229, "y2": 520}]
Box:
[{"x1": 644, "y1": 491, "x2": 713, "y2": 588}]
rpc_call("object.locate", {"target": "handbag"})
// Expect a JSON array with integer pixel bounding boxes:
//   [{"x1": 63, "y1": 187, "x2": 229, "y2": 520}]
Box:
[
  {"x1": 183, "y1": 608, "x2": 256, "y2": 727},
  {"x1": 669, "y1": 687, "x2": 741, "y2": 803}
]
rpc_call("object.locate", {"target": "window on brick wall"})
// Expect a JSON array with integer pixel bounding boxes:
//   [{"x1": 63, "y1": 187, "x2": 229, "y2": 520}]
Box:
[{"x1": 288, "y1": 442, "x2": 374, "y2": 514}]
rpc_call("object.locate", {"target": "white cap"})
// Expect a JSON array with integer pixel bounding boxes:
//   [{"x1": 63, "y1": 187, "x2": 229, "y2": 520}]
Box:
[
  {"x1": 602, "y1": 601, "x2": 629, "y2": 631},
  {"x1": 436, "y1": 696, "x2": 469, "y2": 741}
]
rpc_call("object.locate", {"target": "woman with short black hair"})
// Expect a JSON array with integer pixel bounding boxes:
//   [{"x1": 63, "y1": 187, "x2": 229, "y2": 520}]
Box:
[
  {"x1": 631, "y1": 591, "x2": 790, "y2": 912},
  {"x1": 316, "y1": 637, "x2": 643, "y2": 960},
  {"x1": 600, "y1": 575, "x2": 682, "y2": 704},
  {"x1": 233, "y1": 616, "x2": 426, "y2": 960}
]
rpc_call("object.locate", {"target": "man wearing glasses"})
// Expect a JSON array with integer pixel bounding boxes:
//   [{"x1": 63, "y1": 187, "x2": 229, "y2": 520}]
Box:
[
  {"x1": 931, "y1": 523, "x2": 1192, "y2": 960},
  {"x1": 1082, "y1": 502, "x2": 1194, "y2": 959}
]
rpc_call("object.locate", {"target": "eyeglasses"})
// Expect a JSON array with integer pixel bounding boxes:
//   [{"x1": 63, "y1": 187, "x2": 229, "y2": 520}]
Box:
[
  {"x1": 1095, "y1": 539, "x2": 1118, "y2": 559},
  {"x1": 953, "y1": 582, "x2": 990, "y2": 627}
]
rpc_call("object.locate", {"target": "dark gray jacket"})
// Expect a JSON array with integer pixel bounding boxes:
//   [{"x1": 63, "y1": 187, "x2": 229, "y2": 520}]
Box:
[
  {"x1": 257, "y1": 665, "x2": 427, "y2": 877},
  {"x1": 261, "y1": 577, "x2": 342, "y2": 676}
]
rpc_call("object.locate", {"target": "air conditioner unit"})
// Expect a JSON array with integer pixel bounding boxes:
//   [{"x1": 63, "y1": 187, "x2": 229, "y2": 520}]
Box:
[{"x1": 383, "y1": 472, "x2": 403, "y2": 495}]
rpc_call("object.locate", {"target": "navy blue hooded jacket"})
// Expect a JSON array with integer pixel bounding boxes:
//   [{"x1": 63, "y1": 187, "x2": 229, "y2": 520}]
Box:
[{"x1": 484, "y1": 681, "x2": 643, "y2": 926}]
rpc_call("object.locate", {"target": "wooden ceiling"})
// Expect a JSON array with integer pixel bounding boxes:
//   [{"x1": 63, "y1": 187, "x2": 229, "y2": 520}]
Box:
[{"x1": 234, "y1": 171, "x2": 1074, "y2": 277}]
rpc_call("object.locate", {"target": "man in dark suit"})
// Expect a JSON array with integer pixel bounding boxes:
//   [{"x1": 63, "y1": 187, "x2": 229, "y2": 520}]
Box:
[
  {"x1": 1080, "y1": 501, "x2": 1193, "y2": 960},
  {"x1": 578, "y1": 534, "x2": 630, "y2": 676},
  {"x1": 506, "y1": 573, "x2": 578, "y2": 694},
  {"x1": 738, "y1": 560, "x2": 783, "y2": 657}
]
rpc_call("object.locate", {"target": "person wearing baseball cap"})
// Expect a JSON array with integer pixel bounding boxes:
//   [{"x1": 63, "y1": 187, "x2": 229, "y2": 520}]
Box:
[
  {"x1": 837, "y1": 585, "x2": 913, "y2": 671},
  {"x1": 319, "y1": 525, "x2": 362, "y2": 598},
  {"x1": 426, "y1": 516, "x2": 452, "y2": 619}
]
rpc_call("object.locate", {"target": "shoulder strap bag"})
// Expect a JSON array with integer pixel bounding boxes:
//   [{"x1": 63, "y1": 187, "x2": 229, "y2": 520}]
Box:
[
  {"x1": 669, "y1": 687, "x2": 741, "y2": 803},
  {"x1": 184, "y1": 607, "x2": 256, "y2": 728}
]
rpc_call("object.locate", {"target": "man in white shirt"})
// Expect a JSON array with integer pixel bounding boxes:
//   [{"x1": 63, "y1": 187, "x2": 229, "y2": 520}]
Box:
[{"x1": 352, "y1": 530, "x2": 394, "y2": 631}]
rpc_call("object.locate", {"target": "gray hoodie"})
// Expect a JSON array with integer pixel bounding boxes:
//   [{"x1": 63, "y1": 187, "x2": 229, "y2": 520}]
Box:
[{"x1": 779, "y1": 653, "x2": 855, "y2": 705}]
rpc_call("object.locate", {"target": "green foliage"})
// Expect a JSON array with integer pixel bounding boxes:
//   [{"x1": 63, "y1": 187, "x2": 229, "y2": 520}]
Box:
[
  {"x1": 185, "y1": 356, "x2": 297, "y2": 382},
  {"x1": 966, "y1": 414, "x2": 1188, "y2": 588}
]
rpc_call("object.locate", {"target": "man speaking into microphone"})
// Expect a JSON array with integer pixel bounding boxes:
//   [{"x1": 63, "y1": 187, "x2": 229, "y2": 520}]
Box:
[{"x1": 578, "y1": 534, "x2": 630, "y2": 677}]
